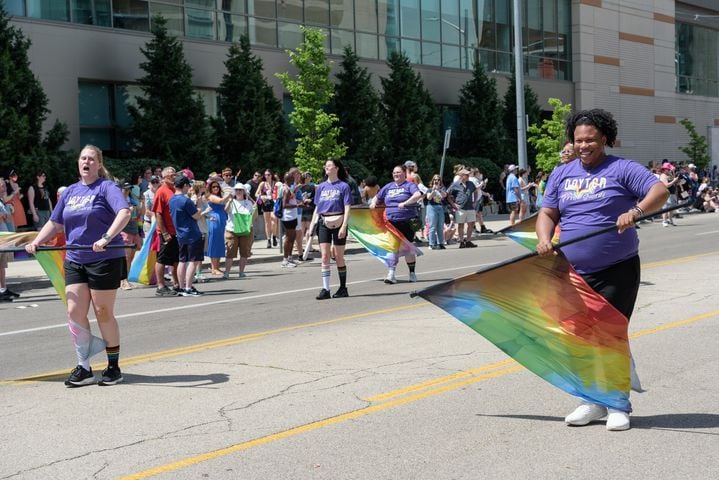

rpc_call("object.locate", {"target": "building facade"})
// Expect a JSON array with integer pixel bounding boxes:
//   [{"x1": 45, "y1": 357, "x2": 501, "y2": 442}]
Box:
[{"x1": 6, "y1": 0, "x2": 719, "y2": 168}]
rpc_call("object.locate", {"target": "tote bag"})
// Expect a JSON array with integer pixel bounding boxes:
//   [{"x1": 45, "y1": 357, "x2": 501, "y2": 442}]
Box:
[{"x1": 231, "y1": 201, "x2": 252, "y2": 236}]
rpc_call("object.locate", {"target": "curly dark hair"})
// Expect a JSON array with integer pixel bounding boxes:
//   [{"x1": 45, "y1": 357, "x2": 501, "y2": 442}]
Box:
[{"x1": 565, "y1": 109, "x2": 618, "y2": 148}]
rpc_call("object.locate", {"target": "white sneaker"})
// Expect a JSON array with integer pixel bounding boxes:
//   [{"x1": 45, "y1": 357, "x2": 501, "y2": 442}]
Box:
[
  {"x1": 662, "y1": 221, "x2": 670, "y2": 227},
  {"x1": 281, "y1": 260, "x2": 297, "y2": 268},
  {"x1": 565, "y1": 402, "x2": 607, "y2": 426},
  {"x1": 384, "y1": 272, "x2": 397, "y2": 284},
  {"x1": 409, "y1": 272, "x2": 417, "y2": 283},
  {"x1": 606, "y1": 409, "x2": 631, "y2": 431}
]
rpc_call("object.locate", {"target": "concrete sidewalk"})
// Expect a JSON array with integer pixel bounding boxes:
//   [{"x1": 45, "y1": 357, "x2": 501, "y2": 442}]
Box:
[{"x1": 4, "y1": 213, "x2": 513, "y2": 289}]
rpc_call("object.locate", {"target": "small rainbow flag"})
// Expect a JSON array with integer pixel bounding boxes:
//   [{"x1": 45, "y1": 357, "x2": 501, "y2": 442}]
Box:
[
  {"x1": 417, "y1": 251, "x2": 631, "y2": 412},
  {"x1": 0, "y1": 231, "x2": 68, "y2": 303},
  {"x1": 348, "y1": 208, "x2": 422, "y2": 267},
  {"x1": 128, "y1": 223, "x2": 157, "y2": 285},
  {"x1": 498, "y1": 214, "x2": 560, "y2": 251}
]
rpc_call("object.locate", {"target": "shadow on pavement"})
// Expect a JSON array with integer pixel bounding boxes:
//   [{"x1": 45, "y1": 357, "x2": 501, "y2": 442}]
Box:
[{"x1": 121, "y1": 372, "x2": 230, "y2": 388}]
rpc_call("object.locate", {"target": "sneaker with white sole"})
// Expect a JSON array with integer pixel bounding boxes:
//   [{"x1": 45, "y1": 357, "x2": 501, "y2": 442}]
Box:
[
  {"x1": 408, "y1": 272, "x2": 417, "y2": 283},
  {"x1": 565, "y1": 402, "x2": 607, "y2": 426},
  {"x1": 281, "y1": 260, "x2": 297, "y2": 268},
  {"x1": 384, "y1": 272, "x2": 397, "y2": 284},
  {"x1": 98, "y1": 366, "x2": 123, "y2": 386},
  {"x1": 64, "y1": 365, "x2": 95, "y2": 387},
  {"x1": 606, "y1": 409, "x2": 631, "y2": 431}
]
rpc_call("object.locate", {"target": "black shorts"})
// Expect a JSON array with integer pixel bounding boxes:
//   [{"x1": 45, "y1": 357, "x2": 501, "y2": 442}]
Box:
[
  {"x1": 318, "y1": 218, "x2": 347, "y2": 246},
  {"x1": 261, "y1": 199, "x2": 274, "y2": 213},
  {"x1": 157, "y1": 234, "x2": 179, "y2": 265},
  {"x1": 65, "y1": 257, "x2": 126, "y2": 290},
  {"x1": 580, "y1": 255, "x2": 640, "y2": 320},
  {"x1": 179, "y1": 238, "x2": 204, "y2": 263},
  {"x1": 281, "y1": 219, "x2": 298, "y2": 230},
  {"x1": 389, "y1": 219, "x2": 415, "y2": 243}
]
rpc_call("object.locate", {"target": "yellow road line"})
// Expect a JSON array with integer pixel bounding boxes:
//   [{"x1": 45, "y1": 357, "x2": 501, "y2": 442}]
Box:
[
  {"x1": 0, "y1": 303, "x2": 425, "y2": 385},
  {"x1": 642, "y1": 251, "x2": 719, "y2": 269},
  {"x1": 119, "y1": 364, "x2": 525, "y2": 480},
  {"x1": 629, "y1": 310, "x2": 719, "y2": 339}
]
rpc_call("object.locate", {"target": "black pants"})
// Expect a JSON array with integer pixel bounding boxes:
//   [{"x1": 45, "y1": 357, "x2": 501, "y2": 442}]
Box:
[{"x1": 580, "y1": 255, "x2": 640, "y2": 320}]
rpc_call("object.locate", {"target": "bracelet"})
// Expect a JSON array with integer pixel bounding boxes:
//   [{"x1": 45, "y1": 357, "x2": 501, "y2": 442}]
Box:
[{"x1": 630, "y1": 206, "x2": 644, "y2": 217}]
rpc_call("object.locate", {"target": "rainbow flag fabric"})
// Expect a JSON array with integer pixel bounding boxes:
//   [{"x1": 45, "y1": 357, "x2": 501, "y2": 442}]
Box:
[
  {"x1": 128, "y1": 223, "x2": 157, "y2": 285},
  {"x1": 417, "y1": 251, "x2": 631, "y2": 412},
  {"x1": 348, "y1": 208, "x2": 422, "y2": 267},
  {"x1": 497, "y1": 214, "x2": 560, "y2": 251},
  {"x1": 0, "y1": 231, "x2": 68, "y2": 303}
]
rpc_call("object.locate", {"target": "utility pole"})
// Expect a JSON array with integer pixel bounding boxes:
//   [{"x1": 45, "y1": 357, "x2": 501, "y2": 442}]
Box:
[{"x1": 513, "y1": 0, "x2": 528, "y2": 170}]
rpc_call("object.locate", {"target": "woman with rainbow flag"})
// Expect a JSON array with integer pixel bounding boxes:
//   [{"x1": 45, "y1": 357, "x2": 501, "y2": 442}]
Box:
[{"x1": 26, "y1": 145, "x2": 130, "y2": 388}]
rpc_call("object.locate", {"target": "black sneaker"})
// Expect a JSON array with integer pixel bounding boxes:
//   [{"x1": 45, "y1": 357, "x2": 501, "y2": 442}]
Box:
[
  {"x1": 267, "y1": 240, "x2": 272, "y2": 249},
  {"x1": 332, "y1": 286, "x2": 349, "y2": 298},
  {"x1": 480, "y1": 225, "x2": 493, "y2": 234},
  {"x1": 98, "y1": 366, "x2": 123, "y2": 386},
  {"x1": 5, "y1": 288, "x2": 20, "y2": 298},
  {"x1": 272, "y1": 235, "x2": 278, "y2": 247},
  {"x1": 173, "y1": 286, "x2": 183, "y2": 295},
  {"x1": 180, "y1": 287, "x2": 204, "y2": 297},
  {"x1": 458, "y1": 241, "x2": 466, "y2": 249},
  {"x1": 316, "y1": 288, "x2": 331, "y2": 300},
  {"x1": 64, "y1": 365, "x2": 95, "y2": 387},
  {"x1": 439, "y1": 245, "x2": 447, "y2": 250},
  {"x1": 155, "y1": 286, "x2": 178, "y2": 297},
  {"x1": 466, "y1": 241, "x2": 478, "y2": 248},
  {"x1": 0, "y1": 290, "x2": 13, "y2": 302}
]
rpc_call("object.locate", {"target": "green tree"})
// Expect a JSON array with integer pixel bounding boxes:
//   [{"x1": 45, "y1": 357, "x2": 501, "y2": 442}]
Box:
[
  {"x1": 502, "y1": 72, "x2": 541, "y2": 167},
  {"x1": 0, "y1": 2, "x2": 71, "y2": 186},
  {"x1": 331, "y1": 46, "x2": 387, "y2": 181},
  {"x1": 276, "y1": 26, "x2": 346, "y2": 178},
  {"x1": 528, "y1": 98, "x2": 572, "y2": 173},
  {"x1": 213, "y1": 35, "x2": 290, "y2": 175},
  {"x1": 380, "y1": 51, "x2": 440, "y2": 174},
  {"x1": 455, "y1": 63, "x2": 505, "y2": 166},
  {"x1": 128, "y1": 16, "x2": 211, "y2": 172},
  {"x1": 678, "y1": 118, "x2": 710, "y2": 169}
]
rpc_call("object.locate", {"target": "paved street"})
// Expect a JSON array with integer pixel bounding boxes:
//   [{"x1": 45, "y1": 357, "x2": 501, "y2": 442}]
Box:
[{"x1": 1, "y1": 213, "x2": 718, "y2": 480}]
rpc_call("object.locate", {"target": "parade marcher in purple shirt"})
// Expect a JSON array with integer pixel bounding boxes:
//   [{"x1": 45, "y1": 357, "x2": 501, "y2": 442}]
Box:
[
  {"x1": 26, "y1": 145, "x2": 131, "y2": 388},
  {"x1": 370, "y1": 165, "x2": 423, "y2": 284},
  {"x1": 536, "y1": 109, "x2": 668, "y2": 431},
  {"x1": 310, "y1": 159, "x2": 352, "y2": 300}
]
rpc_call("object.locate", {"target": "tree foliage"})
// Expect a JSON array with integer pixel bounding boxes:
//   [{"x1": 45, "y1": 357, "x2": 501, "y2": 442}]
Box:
[
  {"x1": 528, "y1": 98, "x2": 572, "y2": 173},
  {"x1": 502, "y1": 72, "x2": 541, "y2": 167},
  {"x1": 331, "y1": 46, "x2": 387, "y2": 181},
  {"x1": 380, "y1": 51, "x2": 440, "y2": 173},
  {"x1": 678, "y1": 118, "x2": 710, "y2": 169},
  {"x1": 276, "y1": 26, "x2": 346, "y2": 178},
  {"x1": 213, "y1": 35, "x2": 290, "y2": 176},
  {"x1": 128, "y1": 16, "x2": 211, "y2": 173},
  {"x1": 455, "y1": 63, "x2": 505, "y2": 167},
  {"x1": 0, "y1": 2, "x2": 71, "y2": 186}
]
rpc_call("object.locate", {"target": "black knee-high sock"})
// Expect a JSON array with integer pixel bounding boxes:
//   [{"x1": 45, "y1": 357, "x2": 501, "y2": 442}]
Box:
[
  {"x1": 106, "y1": 345, "x2": 120, "y2": 369},
  {"x1": 407, "y1": 262, "x2": 416, "y2": 274},
  {"x1": 337, "y1": 265, "x2": 347, "y2": 287}
]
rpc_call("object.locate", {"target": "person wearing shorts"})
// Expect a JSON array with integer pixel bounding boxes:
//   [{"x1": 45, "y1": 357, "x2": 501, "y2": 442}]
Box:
[
  {"x1": 26, "y1": 145, "x2": 131, "y2": 388},
  {"x1": 223, "y1": 183, "x2": 255, "y2": 278},
  {"x1": 169, "y1": 175, "x2": 204, "y2": 296},
  {"x1": 310, "y1": 159, "x2": 352, "y2": 300},
  {"x1": 152, "y1": 166, "x2": 180, "y2": 296},
  {"x1": 447, "y1": 169, "x2": 478, "y2": 248}
]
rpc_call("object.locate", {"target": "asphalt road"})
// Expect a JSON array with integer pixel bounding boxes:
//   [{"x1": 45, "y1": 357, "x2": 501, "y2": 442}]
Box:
[{"x1": 1, "y1": 213, "x2": 718, "y2": 479}]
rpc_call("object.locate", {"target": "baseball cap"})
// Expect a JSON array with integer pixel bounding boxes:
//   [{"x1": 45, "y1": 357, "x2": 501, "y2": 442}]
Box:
[
  {"x1": 688, "y1": 163, "x2": 696, "y2": 169},
  {"x1": 174, "y1": 175, "x2": 191, "y2": 188},
  {"x1": 508, "y1": 165, "x2": 517, "y2": 172},
  {"x1": 233, "y1": 183, "x2": 247, "y2": 190},
  {"x1": 404, "y1": 161, "x2": 417, "y2": 169},
  {"x1": 458, "y1": 168, "x2": 471, "y2": 175},
  {"x1": 661, "y1": 162, "x2": 675, "y2": 171}
]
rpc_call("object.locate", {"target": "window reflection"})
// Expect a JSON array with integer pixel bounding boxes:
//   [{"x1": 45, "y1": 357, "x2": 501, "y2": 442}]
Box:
[
  {"x1": 421, "y1": 0, "x2": 440, "y2": 42},
  {"x1": 112, "y1": 0, "x2": 149, "y2": 32}
]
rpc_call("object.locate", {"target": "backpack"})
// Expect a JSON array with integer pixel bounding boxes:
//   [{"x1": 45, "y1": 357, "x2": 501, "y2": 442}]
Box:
[{"x1": 273, "y1": 186, "x2": 284, "y2": 219}]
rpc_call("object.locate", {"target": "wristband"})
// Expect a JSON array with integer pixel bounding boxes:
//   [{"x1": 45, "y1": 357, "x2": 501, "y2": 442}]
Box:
[{"x1": 630, "y1": 206, "x2": 644, "y2": 217}]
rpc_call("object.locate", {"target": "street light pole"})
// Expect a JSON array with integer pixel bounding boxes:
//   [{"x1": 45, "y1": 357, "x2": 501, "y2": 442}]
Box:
[{"x1": 513, "y1": 0, "x2": 528, "y2": 170}]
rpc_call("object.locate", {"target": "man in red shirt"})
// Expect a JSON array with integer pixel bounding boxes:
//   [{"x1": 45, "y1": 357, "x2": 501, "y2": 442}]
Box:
[{"x1": 152, "y1": 167, "x2": 180, "y2": 296}]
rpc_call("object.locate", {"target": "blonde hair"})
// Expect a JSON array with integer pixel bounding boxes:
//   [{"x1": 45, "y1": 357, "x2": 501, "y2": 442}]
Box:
[
  {"x1": 81, "y1": 144, "x2": 110, "y2": 178},
  {"x1": 191, "y1": 180, "x2": 205, "y2": 197}
]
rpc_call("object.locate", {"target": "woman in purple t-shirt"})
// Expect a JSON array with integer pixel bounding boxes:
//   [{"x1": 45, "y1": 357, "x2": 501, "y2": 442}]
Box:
[
  {"x1": 536, "y1": 109, "x2": 668, "y2": 431},
  {"x1": 26, "y1": 145, "x2": 131, "y2": 388},
  {"x1": 309, "y1": 159, "x2": 352, "y2": 300},
  {"x1": 370, "y1": 165, "x2": 423, "y2": 284}
]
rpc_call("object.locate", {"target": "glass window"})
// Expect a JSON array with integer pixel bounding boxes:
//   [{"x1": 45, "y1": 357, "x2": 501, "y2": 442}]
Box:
[
  {"x1": 186, "y1": 8, "x2": 215, "y2": 39},
  {"x1": 114, "y1": 85, "x2": 141, "y2": 129},
  {"x1": 248, "y1": 0, "x2": 275, "y2": 18},
  {"x1": 113, "y1": 0, "x2": 149, "y2": 31},
  {"x1": 401, "y1": 38, "x2": 420, "y2": 63},
  {"x1": 526, "y1": 0, "x2": 542, "y2": 56},
  {"x1": 278, "y1": 0, "x2": 302, "y2": 21},
  {"x1": 459, "y1": 0, "x2": 476, "y2": 48},
  {"x1": 330, "y1": 0, "x2": 352, "y2": 29},
  {"x1": 219, "y1": 13, "x2": 248, "y2": 42},
  {"x1": 27, "y1": 0, "x2": 70, "y2": 21},
  {"x1": 249, "y1": 16, "x2": 276, "y2": 46},
  {"x1": 5, "y1": 0, "x2": 25, "y2": 16},
  {"x1": 400, "y1": 0, "x2": 420, "y2": 39},
  {"x1": 379, "y1": 0, "x2": 399, "y2": 37},
  {"x1": 79, "y1": 83, "x2": 112, "y2": 126},
  {"x1": 477, "y1": 48, "x2": 496, "y2": 72},
  {"x1": 219, "y1": 0, "x2": 245, "y2": 14},
  {"x1": 356, "y1": 32, "x2": 378, "y2": 59},
  {"x1": 278, "y1": 21, "x2": 303, "y2": 49},
  {"x1": 356, "y1": 0, "x2": 377, "y2": 32},
  {"x1": 71, "y1": 0, "x2": 93, "y2": 24},
  {"x1": 557, "y1": 0, "x2": 570, "y2": 59},
  {"x1": 195, "y1": 89, "x2": 218, "y2": 117},
  {"x1": 421, "y1": 0, "x2": 440, "y2": 42},
  {"x1": 379, "y1": 36, "x2": 400, "y2": 61},
  {"x1": 441, "y1": 0, "x2": 459, "y2": 45},
  {"x1": 186, "y1": 0, "x2": 214, "y2": 7},
  {"x1": 151, "y1": 3, "x2": 183, "y2": 36},
  {"x1": 421, "y1": 41, "x2": 441, "y2": 66},
  {"x1": 478, "y1": 0, "x2": 495, "y2": 49},
  {"x1": 442, "y1": 44, "x2": 460, "y2": 68},
  {"x1": 95, "y1": 0, "x2": 112, "y2": 26},
  {"x1": 331, "y1": 29, "x2": 354, "y2": 55},
  {"x1": 306, "y1": 0, "x2": 329, "y2": 25},
  {"x1": 80, "y1": 128, "x2": 113, "y2": 151}
]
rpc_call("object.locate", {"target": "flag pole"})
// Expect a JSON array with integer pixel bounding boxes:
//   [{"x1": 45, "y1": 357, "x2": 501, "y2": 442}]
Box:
[
  {"x1": 411, "y1": 200, "x2": 692, "y2": 298},
  {"x1": 0, "y1": 245, "x2": 136, "y2": 253}
]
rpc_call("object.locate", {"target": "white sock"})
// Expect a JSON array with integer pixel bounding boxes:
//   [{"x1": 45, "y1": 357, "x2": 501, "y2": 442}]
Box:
[
  {"x1": 0, "y1": 288, "x2": 6, "y2": 293},
  {"x1": 321, "y1": 265, "x2": 330, "y2": 290}
]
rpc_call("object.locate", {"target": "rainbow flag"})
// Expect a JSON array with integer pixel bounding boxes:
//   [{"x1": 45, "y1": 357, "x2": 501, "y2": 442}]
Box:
[
  {"x1": 348, "y1": 208, "x2": 422, "y2": 267},
  {"x1": 128, "y1": 222, "x2": 157, "y2": 285},
  {"x1": 417, "y1": 251, "x2": 631, "y2": 412},
  {"x1": 498, "y1": 214, "x2": 560, "y2": 251},
  {"x1": 0, "y1": 231, "x2": 68, "y2": 303}
]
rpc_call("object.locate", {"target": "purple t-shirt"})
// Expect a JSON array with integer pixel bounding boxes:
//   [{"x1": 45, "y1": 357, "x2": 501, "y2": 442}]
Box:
[
  {"x1": 542, "y1": 155, "x2": 659, "y2": 274},
  {"x1": 50, "y1": 179, "x2": 129, "y2": 264},
  {"x1": 314, "y1": 180, "x2": 352, "y2": 214},
  {"x1": 376, "y1": 181, "x2": 420, "y2": 221}
]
